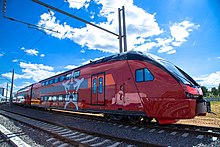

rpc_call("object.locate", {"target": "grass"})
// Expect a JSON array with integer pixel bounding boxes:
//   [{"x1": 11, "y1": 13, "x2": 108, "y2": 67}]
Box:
[
  {"x1": 207, "y1": 101, "x2": 220, "y2": 118},
  {"x1": 177, "y1": 101, "x2": 220, "y2": 127}
]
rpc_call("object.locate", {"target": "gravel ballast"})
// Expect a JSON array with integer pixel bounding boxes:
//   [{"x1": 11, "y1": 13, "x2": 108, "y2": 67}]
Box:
[{"x1": 1, "y1": 104, "x2": 219, "y2": 146}]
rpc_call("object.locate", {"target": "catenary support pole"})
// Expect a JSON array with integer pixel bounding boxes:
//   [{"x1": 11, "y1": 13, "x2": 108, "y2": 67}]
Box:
[
  {"x1": 118, "y1": 8, "x2": 123, "y2": 53},
  {"x1": 122, "y1": 6, "x2": 127, "y2": 52},
  {"x1": 9, "y1": 69, "x2": 14, "y2": 108},
  {"x1": 6, "y1": 82, "x2": 8, "y2": 102}
]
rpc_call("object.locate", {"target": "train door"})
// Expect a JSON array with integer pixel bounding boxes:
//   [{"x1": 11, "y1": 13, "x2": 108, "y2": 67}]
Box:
[{"x1": 91, "y1": 73, "x2": 105, "y2": 105}]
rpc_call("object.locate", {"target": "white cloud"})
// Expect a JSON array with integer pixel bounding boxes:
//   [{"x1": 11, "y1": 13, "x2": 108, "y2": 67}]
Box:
[
  {"x1": 14, "y1": 82, "x2": 33, "y2": 91},
  {"x1": 194, "y1": 71, "x2": 220, "y2": 88},
  {"x1": 12, "y1": 59, "x2": 18, "y2": 62},
  {"x1": 40, "y1": 54, "x2": 45, "y2": 57},
  {"x1": 25, "y1": 49, "x2": 39, "y2": 56},
  {"x1": 80, "y1": 49, "x2": 85, "y2": 53},
  {"x1": 64, "y1": 65, "x2": 78, "y2": 70},
  {"x1": 2, "y1": 62, "x2": 57, "y2": 82},
  {"x1": 20, "y1": 62, "x2": 53, "y2": 71},
  {"x1": 37, "y1": 1, "x2": 199, "y2": 55},
  {"x1": 158, "y1": 45, "x2": 174, "y2": 53},
  {"x1": 167, "y1": 50, "x2": 176, "y2": 54},
  {"x1": 66, "y1": 0, "x2": 91, "y2": 9},
  {"x1": 0, "y1": 53, "x2": 3, "y2": 57},
  {"x1": 21, "y1": 47, "x2": 45, "y2": 57},
  {"x1": 37, "y1": 0, "x2": 163, "y2": 53},
  {"x1": 170, "y1": 21, "x2": 199, "y2": 46},
  {"x1": 1, "y1": 72, "x2": 29, "y2": 81},
  {"x1": 155, "y1": 21, "x2": 199, "y2": 54}
]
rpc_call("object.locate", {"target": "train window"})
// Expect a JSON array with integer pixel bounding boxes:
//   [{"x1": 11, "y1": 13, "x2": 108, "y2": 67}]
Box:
[
  {"x1": 136, "y1": 68, "x2": 154, "y2": 82},
  {"x1": 49, "y1": 79, "x2": 54, "y2": 84},
  {"x1": 53, "y1": 96, "x2": 57, "y2": 101},
  {"x1": 49, "y1": 96, "x2": 52, "y2": 101},
  {"x1": 54, "y1": 77, "x2": 59, "y2": 83},
  {"x1": 58, "y1": 95, "x2": 63, "y2": 101},
  {"x1": 45, "y1": 81, "x2": 49, "y2": 85},
  {"x1": 93, "y1": 78, "x2": 97, "y2": 94},
  {"x1": 98, "y1": 77, "x2": 103, "y2": 94},
  {"x1": 74, "y1": 71, "x2": 80, "y2": 78},
  {"x1": 144, "y1": 68, "x2": 154, "y2": 81},
  {"x1": 66, "y1": 74, "x2": 70, "y2": 80},
  {"x1": 136, "y1": 69, "x2": 144, "y2": 82},
  {"x1": 59, "y1": 76, "x2": 65, "y2": 82},
  {"x1": 41, "y1": 82, "x2": 45, "y2": 86},
  {"x1": 65, "y1": 96, "x2": 69, "y2": 101},
  {"x1": 41, "y1": 97, "x2": 44, "y2": 101}
]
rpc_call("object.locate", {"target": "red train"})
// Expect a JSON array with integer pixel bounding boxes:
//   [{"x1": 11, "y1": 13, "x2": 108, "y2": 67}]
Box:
[{"x1": 14, "y1": 51, "x2": 210, "y2": 124}]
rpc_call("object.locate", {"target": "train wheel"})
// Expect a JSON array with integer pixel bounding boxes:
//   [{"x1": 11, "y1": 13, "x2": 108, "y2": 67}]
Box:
[
  {"x1": 113, "y1": 114, "x2": 124, "y2": 121},
  {"x1": 127, "y1": 116, "x2": 141, "y2": 124},
  {"x1": 143, "y1": 117, "x2": 153, "y2": 124},
  {"x1": 104, "y1": 114, "x2": 112, "y2": 121}
]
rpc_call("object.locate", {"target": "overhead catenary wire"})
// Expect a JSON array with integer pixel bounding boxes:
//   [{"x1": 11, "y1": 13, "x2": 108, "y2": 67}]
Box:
[
  {"x1": 11, "y1": 1, "x2": 67, "y2": 64},
  {"x1": 2, "y1": 0, "x2": 60, "y2": 34},
  {"x1": 32, "y1": 0, "x2": 119, "y2": 37}
]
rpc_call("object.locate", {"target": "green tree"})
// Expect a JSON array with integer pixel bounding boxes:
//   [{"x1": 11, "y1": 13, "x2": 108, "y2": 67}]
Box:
[
  {"x1": 218, "y1": 83, "x2": 220, "y2": 97},
  {"x1": 201, "y1": 86, "x2": 208, "y2": 97},
  {"x1": 211, "y1": 87, "x2": 218, "y2": 97}
]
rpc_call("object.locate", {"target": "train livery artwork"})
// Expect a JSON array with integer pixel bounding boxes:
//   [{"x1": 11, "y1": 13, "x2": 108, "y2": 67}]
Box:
[{"x1": 14, "y1": 51, "x2": 211, "y2": 124}]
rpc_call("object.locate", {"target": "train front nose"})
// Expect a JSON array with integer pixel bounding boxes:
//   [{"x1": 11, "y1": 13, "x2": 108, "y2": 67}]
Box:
[
  {"x1": 184, "y1": 85, "x2": 211, "y2": 116},
  {"x1": 196, "y1": 99, "x2": 208, "y2": 116}
]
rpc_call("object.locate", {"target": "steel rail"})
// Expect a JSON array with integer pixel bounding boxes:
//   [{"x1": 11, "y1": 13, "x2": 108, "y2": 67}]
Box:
[{"x1": 0, "y1": 108, "x2": 161, "y2": 147}]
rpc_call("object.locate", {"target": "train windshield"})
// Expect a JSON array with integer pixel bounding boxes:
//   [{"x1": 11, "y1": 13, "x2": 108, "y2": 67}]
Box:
[
  {"x1": 146, "y1": 53, "x2": 195, "y2": 86},
  {"x1": 158, "y1": 59, "x2": 195, "y2": 86}
]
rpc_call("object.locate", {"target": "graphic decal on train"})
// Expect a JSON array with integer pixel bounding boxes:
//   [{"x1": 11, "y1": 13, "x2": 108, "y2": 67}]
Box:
[{"x1": 62, "y1": 71, "x2": 84, "y2": 110}]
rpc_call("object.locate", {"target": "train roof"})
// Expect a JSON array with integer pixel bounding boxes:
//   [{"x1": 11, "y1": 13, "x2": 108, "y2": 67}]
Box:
[
  {"x1": 39, "y1": 51, "x2": 162, "y2": 82},
  {"x1": 80, "y1": 51, "x2": 166, "y2": 69}
]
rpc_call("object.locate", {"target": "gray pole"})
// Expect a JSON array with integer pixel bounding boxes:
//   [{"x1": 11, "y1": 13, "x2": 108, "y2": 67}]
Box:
[
  {"x1": 6, "y1": 82, "x2": 8, "y2": 102},
  {"x1": 118, "y1": 8, "x2": 123, "y2": 53},
  {"x1": 122, "y1": 6, "x2": 127, "y2": 52},
  {"x1": 9, "y1": 69, "x2": 14, "y2": 108}
]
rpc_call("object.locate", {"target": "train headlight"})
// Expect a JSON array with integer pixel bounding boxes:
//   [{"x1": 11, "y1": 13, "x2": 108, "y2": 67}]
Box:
[{"x1": 186, "y1": 92, "x2": 199, "y2": 99}]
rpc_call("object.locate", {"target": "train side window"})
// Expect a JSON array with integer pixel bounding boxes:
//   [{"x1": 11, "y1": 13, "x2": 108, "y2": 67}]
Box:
[
  {"x1": 54, "y1": 77, "x2": 59, "y2": 83},
  {"x1": 93, "y1": 78, "x2": 97, "y2": 94},
  {"x1": 53, "y1": 96, "x2": 57, "y2": 101},
  {"x1": 66, "y1": 74, "x2": 70, "y2": 80},
  {"x1": 136, "y1": 68, "x2": 154, "y2": 82},
  {"x1": 74, "y1": 71, "x2": 80, "y2": 78},
  {"x1": 144, "y1": 68, "x2": 154, "y2": 81},
  {"x1": 98, "y1": 77, "x2": 103, "y2": 94},
  {"x1": 65, "y1": 95, "x2": 69, "y2": 101},
  {"x1": 45, "y1": 81, "x2": 49, "y2": 85},
  {"x1": 59, "y1": 76, "x2": 65, "y2": 82},
  {"x1": 58, "y1": 95, "x2": 63, "y2": 101},
  {"x1": 42, "y1": 82, "x2": 45, "y2": 86},
  {"x1": 44, "y1": 96, "x2": 48, "y2": 101},
  {"x1": 49, "y1": 96, "x2": 52, "y2": 101},
  {"x1": 49, "y1": 79, "x2": 54, "y2": 84},
  {"x1": 136, "y1": 69, "x2": 144, "y2": 82}
]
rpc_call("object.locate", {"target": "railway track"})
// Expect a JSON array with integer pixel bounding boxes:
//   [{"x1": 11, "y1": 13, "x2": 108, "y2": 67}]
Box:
[
  {"x1": 49, "y1": 108, "x2": 220, "y2": 138},
  {"x1": 0, "y1": 109, "x2": 160, "y2": 147},
  {"x1": 0, "y1": 131, "x2": 17, "y2": 147},
  {"x1": 0, "y1": 104, "x2": 219, "y2": 146}
]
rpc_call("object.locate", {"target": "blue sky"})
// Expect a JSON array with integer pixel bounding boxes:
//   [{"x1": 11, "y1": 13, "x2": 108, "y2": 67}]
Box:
[{"x1": 0, "y1": 0, "x2": 220, "y2": 93}]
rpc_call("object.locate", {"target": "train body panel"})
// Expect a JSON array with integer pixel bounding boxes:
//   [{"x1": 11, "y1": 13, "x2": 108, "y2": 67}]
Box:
[{"x1": 15, "y1": 51, "x2": 210, "y2": 124}]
